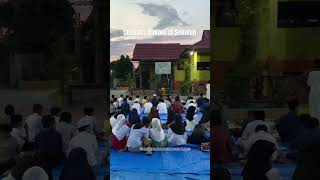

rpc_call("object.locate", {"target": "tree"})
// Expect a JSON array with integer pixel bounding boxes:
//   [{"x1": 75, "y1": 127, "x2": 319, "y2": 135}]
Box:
[
  {"x1": 1, "y1": 0, "x2": 75, "y2": 52},
  {"x1": 223, "y1": 0, "x2": 258, "y2": 106},
  {"x1": 111, "y1": 55, "x2": 134, "y2": 81}
]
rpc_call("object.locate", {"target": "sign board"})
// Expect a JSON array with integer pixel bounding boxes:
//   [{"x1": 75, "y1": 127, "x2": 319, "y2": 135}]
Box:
[{"x1": 155, "y1": 62, "x2": 171, "y2": 74}]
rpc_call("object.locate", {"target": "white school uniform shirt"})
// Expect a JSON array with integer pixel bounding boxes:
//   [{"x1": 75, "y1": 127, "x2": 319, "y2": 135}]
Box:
[
  {"x1": 56, "y1": 121, "x2": 78, "y2": 154},
  {"x1": 186, "y1": 103, "x2": 197, "y2": 111},
  {"x1": 167, "y1": 128, "x2": 187, "y2": 147},
  {"x1": 308, "y1": 71, "x2": 320, "y2": 122},
  {"x1": 164, "y1": 100, "x2": 171, "y2": 109},
  {"x1": 126, "y1": 126, "x2": 150, "y2": 148},
  {"x1": 185, "y1": 115, "x2": 201, "y2": 132},
  {"x1": 68, "y1": 131, "x2": 99, "y2": 166},
  {"x1": 266, "y1": 168, "x2": 281, "y2": 180},
  {"x1": 131, "y1": 103, "x2": 142, "y2": 114},
  {"x1": 186, "y1": 99, "x2": 193, "y2": 105},
  {"x1": 53, "y1": 115, "x2": 60, "y2": 125},
  {"x1": 127, "y1": 100, "x2": 133, "y2": 109},
  {"x1": 240, "y1": 120, "x2": 271, "y2": 141},
  {"x1": 134, "y1": 98, "x2": 141, "y2": 104},
  {"x1": 157, "y1": 102, "x2": 168, "y2": 114},
  {"x1": 117, "y1": 97, "x2": 123, "y2": 106},
  {"x1": 143, "y1": 102, "x2": 153, "y2": 114},
  {"x1": 113, "y1": 101, "x2": 119, "y2": 109},
  {"x1": 10, "y1": 128, "x2": 27, "y2": 149},
  {"x1": 243, "y1": 130, "x2": 279, "y2": 160},
  {"x1": 25, "y1": 113, "x2": 43, "y2": 142}
]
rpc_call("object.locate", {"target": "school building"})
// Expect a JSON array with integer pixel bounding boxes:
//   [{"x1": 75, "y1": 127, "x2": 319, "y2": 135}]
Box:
[
  {"x1": 132, "y1": 30, "x2": 210, "y2": 94},
  {"x1": 213, "y1": 0, "x2": 320, "y2": 102}
]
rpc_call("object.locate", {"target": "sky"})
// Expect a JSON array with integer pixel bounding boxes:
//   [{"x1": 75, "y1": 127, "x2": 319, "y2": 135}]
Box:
[
  {"x1": 69, "y1": 0, "x2": 93, "y2": 21},
  {"x1": 110, "y1": 0, "x2": 210, "y2": 62}
]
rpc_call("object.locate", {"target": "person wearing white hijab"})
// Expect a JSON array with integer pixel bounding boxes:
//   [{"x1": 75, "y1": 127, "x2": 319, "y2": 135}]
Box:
[
  {"x1": 110, "y1": 115, "x2": 117, "y2": 128},
  {"x1": 111, "y1": 114, "x2": 130, "y2": 150},
  {"x1": 149, "y1": 118, "x2": 167, "y2": 147},
  {"x1": 22, "y1": 166, "x2": 49, "y2": 180}
]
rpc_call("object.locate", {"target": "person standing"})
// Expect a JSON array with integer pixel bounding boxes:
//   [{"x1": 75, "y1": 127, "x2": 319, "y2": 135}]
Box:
[{"x1": 308, "y1": 59, "x2": 320, "y2": 122}]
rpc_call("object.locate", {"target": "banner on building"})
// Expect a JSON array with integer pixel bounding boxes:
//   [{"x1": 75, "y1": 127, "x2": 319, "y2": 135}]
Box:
[{"x1": 155, "y1": 62, "x2": 171, "y2": 74}]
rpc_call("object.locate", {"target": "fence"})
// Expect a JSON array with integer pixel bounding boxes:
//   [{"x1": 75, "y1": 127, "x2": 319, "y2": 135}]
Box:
[{"x1": 257, "y1": 75, "x2": 308, "y2": 104}]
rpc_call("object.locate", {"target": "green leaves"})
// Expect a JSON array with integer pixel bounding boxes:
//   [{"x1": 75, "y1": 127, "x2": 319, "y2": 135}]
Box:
[
  {"x1": 111, "y1": 55, "x2": 134, "y2": 80},
  {"x1": 180, "y1": 81, "x2": 192, "y2": 96}
]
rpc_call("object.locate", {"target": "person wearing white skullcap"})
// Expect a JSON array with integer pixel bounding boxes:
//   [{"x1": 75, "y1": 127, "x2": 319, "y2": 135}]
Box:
[
  {"x1": 22, "y1": 166, "x2": 49, "y2": 180},
  {"x1": 68, "y1": 117, "x2": 99, "y2": 166},
  {"x1": 149, "y1": 118, "x2": 167, "y2": 147}
]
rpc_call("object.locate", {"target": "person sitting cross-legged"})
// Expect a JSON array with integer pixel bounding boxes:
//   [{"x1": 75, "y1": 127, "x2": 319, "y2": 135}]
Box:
[
  {"x1": 242, "y1": 140, "x2": 281, "y2": 180},
  {"x1": 35, "y1": 115, "x2": 65, "y2": 167},
  {"x1": 126, "y1": 117, "x2": 152, "y2": 152},
  {"x1": 60, "y1": 148, "x2": 96, "y2": 180},
  {"x1": 56, "y1": 112, "x2": 78, "y2": 156},
  {"x1": 111, "y1": 114, "x2": 130, "y2": 151},
  {"x1": 149, "y1": 118, "x2": 167, "y2": 147},
  {"x1": 167, "y1": 115, "x2": 187, "y2": 147}
]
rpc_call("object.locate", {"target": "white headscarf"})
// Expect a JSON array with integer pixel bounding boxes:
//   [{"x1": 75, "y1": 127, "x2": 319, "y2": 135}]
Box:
[
  {"x1": 22, "y1": 166, "x2": 48, "y2": 180},
  {"x1": 112, "y1": 114, "x2": 126, "y2": 135},
  {"x1": 110, "y1": 115, "x2": 117, "y2": 128},
  {"x1": 149, "y1": 118, "x2": 165, "y2": 142}
]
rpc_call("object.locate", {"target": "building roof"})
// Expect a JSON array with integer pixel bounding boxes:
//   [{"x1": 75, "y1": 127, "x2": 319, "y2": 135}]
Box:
[
  {"x1": 132, "y1": 30, "x2": 210, "y2": 62},
  {"x1": 132, "y1": 43, "x2": 189, "y2": 62},
  {"x1": 192, "y1": 30, "x2": 210, "y2": 49}
]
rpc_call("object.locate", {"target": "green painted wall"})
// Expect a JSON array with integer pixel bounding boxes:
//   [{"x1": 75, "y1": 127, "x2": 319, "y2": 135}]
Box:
[
  {"x1": 197, "y1": 54, "x2": 211, "y2": 81},
  {"x1": 214, "y1": 0, "x2": 320, "y2": 63},
  {"x1": 174, "y1": 58, "x2": 187, "y2": 81},
  {"x1": 173, "y1": 53, "x2": 210, "y2": 82}
]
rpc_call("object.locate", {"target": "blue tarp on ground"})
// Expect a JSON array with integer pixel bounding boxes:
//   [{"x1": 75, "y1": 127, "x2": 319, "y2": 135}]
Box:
[
  {"x1": 222, "y1": 163, "x2": 296, "y2": 180},
  {"x1": 126, "y1": 112, "x2": 203, "y2": 123},
  {"x1": 110, "y1": 144, "x2": 210, "y2": 180}
]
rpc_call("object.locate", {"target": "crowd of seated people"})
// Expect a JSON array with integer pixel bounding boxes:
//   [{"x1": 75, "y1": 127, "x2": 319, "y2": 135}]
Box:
[
  {"x1": 0, "y1": 104, "x2": 107, "y2": 180},
  {"x1": 110, "y1": 93, "x2": 211, "y2": 152},
  {"x1": 213, "y1": 99, "x2": 320, "y2": 180}
]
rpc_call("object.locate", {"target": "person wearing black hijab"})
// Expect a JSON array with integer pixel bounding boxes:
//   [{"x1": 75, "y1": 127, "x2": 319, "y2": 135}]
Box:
[
  {"x1": 166, "y1": 108, "x2": 175, "y2": 126},
  {"x1": 242, "y1": 140, "x2": 280, "y2": 180},
  {"x1": 167, "y1": 115, "x2": 187, "y2": 146},
  {"x1": 128, "y1": 109, "x2": 141, "y2": 127},
  {"x1": 170, "y1": 115, "x2": 186, "y2": 135},
  {"x1": 60, "y1": 147, "x2": 96, "y2": 180}
]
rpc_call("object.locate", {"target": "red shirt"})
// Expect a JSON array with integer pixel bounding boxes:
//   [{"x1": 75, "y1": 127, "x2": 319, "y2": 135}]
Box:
[
  {"x1": 111, "y1": 133, "x2": 127, "y2": 150},
  {"x1": 172, "y1": 101, "x2": 183, "y2": 113},
  {"x1": 212, "y1": 126, "x2": 233, "y2": 164}
]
